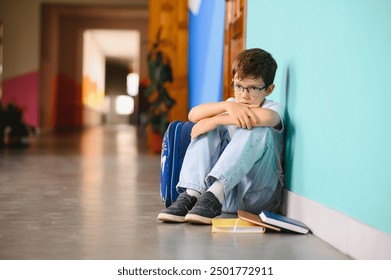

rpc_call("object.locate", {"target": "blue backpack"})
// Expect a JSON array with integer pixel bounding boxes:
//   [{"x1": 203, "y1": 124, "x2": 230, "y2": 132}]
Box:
[{"x1": 160, "y1": 121, "x2": 194, "y2": 207}]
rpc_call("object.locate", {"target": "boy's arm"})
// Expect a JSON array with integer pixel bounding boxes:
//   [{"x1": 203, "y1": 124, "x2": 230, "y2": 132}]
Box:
[
  {"x1": 188, "y1": 101, "x2": 258, "y2": 129},
  {"x1": 188, "y1": 102, "x2": 227, "y2": 122},
  {"x1": 191, "y1": 107, "x2": 281, "y2": 139},
  {"x1": 251, "y1": 107, "x2": 282, "y2": 129}
]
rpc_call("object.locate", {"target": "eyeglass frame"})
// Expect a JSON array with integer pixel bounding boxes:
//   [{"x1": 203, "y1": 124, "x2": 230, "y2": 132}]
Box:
[{"x1": 230, "y1": 81, "x2": 268, "y2": 97}]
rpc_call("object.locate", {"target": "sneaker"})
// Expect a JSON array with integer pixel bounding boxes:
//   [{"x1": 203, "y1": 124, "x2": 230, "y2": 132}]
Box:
[
  {"x1": 185, "y1": 191, "x2": 222, "y2": 224},
  {"x1": 157, "y1": 192, "x2": 197, "y2": 223}
]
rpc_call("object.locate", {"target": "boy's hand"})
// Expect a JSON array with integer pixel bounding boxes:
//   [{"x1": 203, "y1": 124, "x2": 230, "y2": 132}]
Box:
[
  {"x1": 226, "y1": 102, "x2": 258, "y2": 129},
  {"x1": 191, "y1": 118, "x2": 218, "y2": 139}
]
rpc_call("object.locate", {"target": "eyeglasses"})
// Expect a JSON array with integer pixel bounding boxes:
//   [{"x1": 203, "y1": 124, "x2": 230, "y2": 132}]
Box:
[{"x1": 231, "y1": 82, "x2": 267, "y2": 97}]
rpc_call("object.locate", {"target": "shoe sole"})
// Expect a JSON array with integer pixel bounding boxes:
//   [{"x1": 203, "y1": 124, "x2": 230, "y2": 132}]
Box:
[
  {"x1": 185, "y1": 213, "x2": 212, "y2": 225},
  {"x1": 157, "y1": 213, "x2": 186, "y2": 223}
]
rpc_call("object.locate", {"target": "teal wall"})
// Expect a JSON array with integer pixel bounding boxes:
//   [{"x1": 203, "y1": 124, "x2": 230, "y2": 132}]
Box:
[{"x1": 247, "y1": 0, "x2": 391, "y2": 234}]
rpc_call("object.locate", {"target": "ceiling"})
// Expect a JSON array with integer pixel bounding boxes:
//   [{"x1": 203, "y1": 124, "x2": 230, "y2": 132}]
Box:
[{"x1": 88, "y1": 29, "x2": 141, "y2": 67}]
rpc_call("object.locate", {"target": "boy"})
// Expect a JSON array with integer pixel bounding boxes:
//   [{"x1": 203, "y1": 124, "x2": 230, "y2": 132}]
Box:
[{"x1": 158, "y1": 48, "x2": 284, "y2": 224}]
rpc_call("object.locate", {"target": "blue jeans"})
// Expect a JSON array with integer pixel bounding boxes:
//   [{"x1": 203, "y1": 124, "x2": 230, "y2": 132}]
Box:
[{"x1": 177, "y1": 125, "x2": 283, "y2": 214}]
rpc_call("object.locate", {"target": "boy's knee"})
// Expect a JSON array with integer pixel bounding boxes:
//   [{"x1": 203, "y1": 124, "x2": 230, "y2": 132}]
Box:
[
  {"x1": 236, "y1": 126, "x2": 271, "y2": 137},
  {"x1": 251, "y1": 126, "x2": 273, "y2": 137},
  {"x1": 233, "y1": 127, "x2": 273, "y2": 146}
]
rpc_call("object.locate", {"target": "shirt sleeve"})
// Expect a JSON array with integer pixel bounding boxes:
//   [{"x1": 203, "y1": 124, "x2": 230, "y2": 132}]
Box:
[{"x1": 261, "y1": 100, "x2": 284, "y2": 133}]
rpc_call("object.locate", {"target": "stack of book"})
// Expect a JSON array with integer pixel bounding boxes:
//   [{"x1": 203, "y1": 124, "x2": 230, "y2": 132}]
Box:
[{"x1": 211, "y1": 210, "x2": 310, "y2": 234}]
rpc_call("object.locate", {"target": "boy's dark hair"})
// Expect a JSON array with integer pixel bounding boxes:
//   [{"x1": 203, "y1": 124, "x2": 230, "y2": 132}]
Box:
[{"x1": 232, "y1": 48, "x2": 277, "y2": 88}]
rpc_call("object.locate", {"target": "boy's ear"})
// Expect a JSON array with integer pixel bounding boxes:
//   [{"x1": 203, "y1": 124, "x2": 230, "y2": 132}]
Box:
[{"x1": 265, "y1": 84, "x2": 275, "y2": 96}]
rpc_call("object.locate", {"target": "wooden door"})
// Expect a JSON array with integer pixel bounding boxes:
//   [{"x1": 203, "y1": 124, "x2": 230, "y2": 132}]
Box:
[
  {"x1": 148, "y1": 0, "x2": 189, "y2": 122},
  {"x1": 0, "y1": 21, "x2": 3, "y2": 100},
  {"x1": 223, "y1": 0, "x2": 247, "y2": 101}
]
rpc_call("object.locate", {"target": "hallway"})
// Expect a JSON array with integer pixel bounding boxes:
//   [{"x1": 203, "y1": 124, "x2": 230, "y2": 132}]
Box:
[{"x1": 0, "y1": 125, "x2": 350, "y2": 259}]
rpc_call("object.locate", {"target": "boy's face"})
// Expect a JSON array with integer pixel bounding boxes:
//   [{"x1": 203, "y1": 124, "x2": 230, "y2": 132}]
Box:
[{"x1": 232, "y1": 75, "x2": 274, "y2": 106}]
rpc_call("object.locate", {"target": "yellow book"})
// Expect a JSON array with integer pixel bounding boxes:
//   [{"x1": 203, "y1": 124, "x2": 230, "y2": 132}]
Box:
[{"x1": 211, "y1": 218, "x2": 265, "y2": 233}]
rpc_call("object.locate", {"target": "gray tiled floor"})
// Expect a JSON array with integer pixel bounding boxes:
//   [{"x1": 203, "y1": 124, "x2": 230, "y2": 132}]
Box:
[{"x1": 0, "y1": 125, "x2": 351, "y2": 259}]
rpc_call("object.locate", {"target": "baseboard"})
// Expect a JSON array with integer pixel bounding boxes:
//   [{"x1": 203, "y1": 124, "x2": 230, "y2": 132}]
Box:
[{"x1": 281, "y1": 189, "x2": 391, "y2": 259}]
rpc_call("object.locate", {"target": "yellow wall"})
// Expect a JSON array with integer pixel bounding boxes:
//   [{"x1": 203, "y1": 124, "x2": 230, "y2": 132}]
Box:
[{"x1": 82, "y1": 30, "x2": 105, "y2": 111}]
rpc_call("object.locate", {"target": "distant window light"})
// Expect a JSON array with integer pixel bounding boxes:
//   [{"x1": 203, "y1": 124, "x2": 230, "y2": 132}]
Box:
[
  {"x1": 127, "y1": 73, "x2": 139, "y2": 96},
  {"x1": 115, "y1": 95, "x2": 134, "y2": 115}
]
